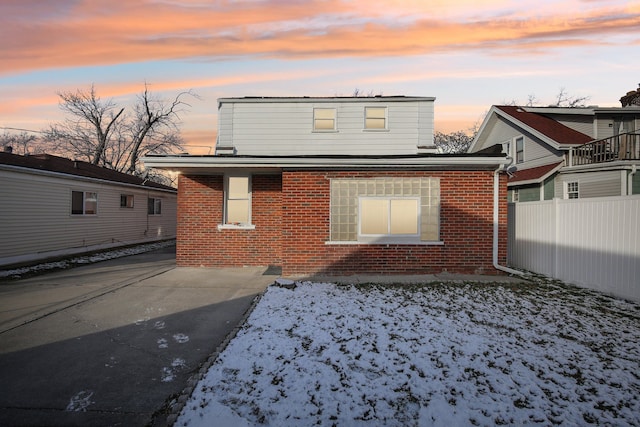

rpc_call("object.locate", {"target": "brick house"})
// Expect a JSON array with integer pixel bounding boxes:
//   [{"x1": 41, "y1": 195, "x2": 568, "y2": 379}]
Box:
[{"x1": 143, "y1": 96, "x2": 511, "y2": 276}]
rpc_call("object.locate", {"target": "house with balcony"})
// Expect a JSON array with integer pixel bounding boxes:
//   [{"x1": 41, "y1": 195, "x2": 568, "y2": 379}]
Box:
[
  {"x1": 143, "y1": 96, "x2": 513, "y2": 277},
  {"x1": 468, "y1": 104, "x2": 640, "y2": 201}
]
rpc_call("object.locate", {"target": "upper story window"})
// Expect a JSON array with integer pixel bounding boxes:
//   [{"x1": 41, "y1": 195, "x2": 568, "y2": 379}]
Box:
[
  {"x1": 515, "y1": 136, "x2": 524, "y2": 163},
  {"x1": 120, "y1": 194, "x2": 134, "y2": 208},
  {"x1": 148, "y1": 197, "x2": 162, "y2": 215},
  {"x1": 365, "y1": 107, "x2": 387, "y2": 130},
  {"x1": 72, "y1": 191, "x2": 97, "y2": 215},
  {"x1": 313, "y1": 108, "x2": 336, "y2": 131}
]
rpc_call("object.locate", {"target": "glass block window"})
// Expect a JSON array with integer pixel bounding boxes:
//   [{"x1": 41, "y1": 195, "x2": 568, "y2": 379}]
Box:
[{"x1": 330, "y1": 177, "x2": 440, "y2": 243}]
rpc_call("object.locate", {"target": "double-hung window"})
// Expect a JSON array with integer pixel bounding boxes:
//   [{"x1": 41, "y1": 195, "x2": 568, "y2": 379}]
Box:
[
  {"x1": 225, "y1": 175, "x2": 251, "y2": 226},
  {"x1": 364, "y1": 107, "x2": 387, "y2": 130},
  {"x1": 71, "y1": 191, "x2": 97, "y2": 215},
  {"x1": 515, "y1": 136, "x2": 524, "y2": 164},
  {"x1": 330, "y1": 177, "x2": 440, "y2": 244},
  {"x1": 566, "y1": 181, "x2": 579, "y2": 199},
  {"x1": 313, "y1": 108, "x2": 336, "y2": 131},
  {"x1": 148, "y1": 197, "x2": 162, "y2": 215}
]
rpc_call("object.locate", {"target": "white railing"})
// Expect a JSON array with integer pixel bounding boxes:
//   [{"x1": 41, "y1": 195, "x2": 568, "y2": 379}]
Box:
[{"x1": 508, "y1": 196, "x2": 640, "y2": 302}]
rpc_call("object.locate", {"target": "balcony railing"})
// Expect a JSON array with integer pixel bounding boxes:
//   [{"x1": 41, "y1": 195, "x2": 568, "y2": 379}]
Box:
[{"x1": 569, "y1": 130, "x2": 640, "y2": 166}]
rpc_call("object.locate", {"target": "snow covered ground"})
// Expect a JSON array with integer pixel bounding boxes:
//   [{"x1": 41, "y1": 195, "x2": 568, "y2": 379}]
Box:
[
  {"x1": 0, "y1": 240, "x2": 175, "y2": 279},
  {"x1": 177, "y1": 279, "x2": 640, "y2": 427}
]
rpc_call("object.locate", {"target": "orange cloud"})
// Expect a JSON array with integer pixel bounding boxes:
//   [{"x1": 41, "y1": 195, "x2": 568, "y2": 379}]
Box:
[{"x1": 1, "y1": 0, "x2": 638, "y2": 75}]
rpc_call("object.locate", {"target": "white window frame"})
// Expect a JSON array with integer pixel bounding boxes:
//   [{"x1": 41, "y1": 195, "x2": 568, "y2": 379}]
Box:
[
  {"x1": 565, "y1": 181, "x2": 579, "y2": 199},
  {"x1": 71, "y1": 191, "x2": 98, "y2": 215},
  {"x1": 220, "y1": 174, "x2": 255, "y2": 229},
  {"x1": 512, "y1": 188, "x2": 519, "y2": 203},
  {"x1": 515, "y1": 136, "x2": 525, "y2": 164},
  {"x1": 148, "y1": 197, "x2": 162, "y2": 215},
  {"x1": 358, "y1": 196, "x2": 421, "y2": 243},
  {"x1": 364, "y1": 107, "x2": 388, "y2": 130},
  {"x1": 313, "y1": 108, "x2": 337, "y2": 132}
]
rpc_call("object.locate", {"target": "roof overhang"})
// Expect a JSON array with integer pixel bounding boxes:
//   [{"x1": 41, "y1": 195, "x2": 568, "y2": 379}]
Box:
[
  {"x1": 507, "y1": 162, "x2": 564, "y2": 186},
  {"x1": 143, "y1": 154, "x2": 510, "y2": 174}
]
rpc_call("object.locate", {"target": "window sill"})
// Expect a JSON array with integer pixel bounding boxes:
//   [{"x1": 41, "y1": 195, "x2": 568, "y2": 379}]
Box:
[
  {"x1": 312, "y1": 130, "x2": 339, "y2": 133},
  {"x1": 362, "y1": 129, "x2": 389, "y2": 132},
  {"x1": 326, "y1": 240, "x2": 444, "y2": 246},
  {"x1": 218, "y1": 224, "x2": 256, "y2": 231}
]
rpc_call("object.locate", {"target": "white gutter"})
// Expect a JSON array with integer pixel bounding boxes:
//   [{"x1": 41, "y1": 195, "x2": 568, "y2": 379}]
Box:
[
  {"x1": 142, "y1": 155, "x2": 510, "y2": 169},
  {"x1": 629, "y1": 164, "x2": 637, "y2": 196},
  {"x1": 493, "y1": 168, "x2": 528, "y2": 276}
]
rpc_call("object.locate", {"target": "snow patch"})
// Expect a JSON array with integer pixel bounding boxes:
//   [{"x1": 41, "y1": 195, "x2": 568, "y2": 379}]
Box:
[
  {"x1": 65, "y1": 390, "x2": 94, "y2": 412},
  {"x1": 173, "y1": 333, "x2": 189, "y2": 343}
]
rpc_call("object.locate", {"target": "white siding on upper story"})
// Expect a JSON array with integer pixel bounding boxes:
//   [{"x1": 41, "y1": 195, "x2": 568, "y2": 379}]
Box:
[{"x1": 217, "y1": 98, "x2": 435, "y2": 156}]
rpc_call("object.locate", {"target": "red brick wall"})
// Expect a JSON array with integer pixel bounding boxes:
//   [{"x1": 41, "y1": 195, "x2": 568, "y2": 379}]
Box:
[
  {"x1": 176, "y1": 169, "x2": 508, "y2": 275},
  {"x1": 281, "y1": 170, "x2": 508, "y2": 276},
  {"x1": 176, "y1": 174, "x2": 282, "y2": 267}
]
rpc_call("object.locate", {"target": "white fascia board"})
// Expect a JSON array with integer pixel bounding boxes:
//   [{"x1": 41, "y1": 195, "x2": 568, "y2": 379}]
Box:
[
  {"x1": 217, "y1": 96, "x2": 436, "y2": 106},
  {"x1": 142, "y1": 156, "x2": 510, "y2": 170}
]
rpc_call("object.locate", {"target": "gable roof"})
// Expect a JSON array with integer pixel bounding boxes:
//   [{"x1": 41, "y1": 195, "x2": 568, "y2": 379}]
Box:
[
  {"x1": 495, "y1": 106, "x2": 592, "y2": 146},
  {"x1": 508, "y1": 161, "x2": 564, "y2": 186},
  {"x1": 0, "y1": 152, "x2": 175, "y2": 191}
]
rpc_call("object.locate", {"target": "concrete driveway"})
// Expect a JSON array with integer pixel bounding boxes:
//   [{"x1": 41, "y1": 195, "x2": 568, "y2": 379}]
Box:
[{"x1": 0, "y1": 245, "x2": 278, "y2": 426}]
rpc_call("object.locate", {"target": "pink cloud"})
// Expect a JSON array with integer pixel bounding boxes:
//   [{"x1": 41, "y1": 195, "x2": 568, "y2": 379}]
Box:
[{"x1": 1, "y1": 0, "x2": 638, "y2": 75}]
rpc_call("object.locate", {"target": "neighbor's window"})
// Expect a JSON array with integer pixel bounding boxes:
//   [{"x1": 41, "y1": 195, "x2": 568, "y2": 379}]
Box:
[
  {"x1": 365, "y1": 107, "x2": 387, "y2": 130},
  {"x1": 313, "y1": 108, "x2": 336, "y2": 131},
  {"x1": 330, "y1": 177, "x2": 440, "y2": 243},
  {"x1": 225, "y1": 175, "x2": 251, "y2": 225},
  {"x1": 513, "y1": 188, "x2": 519, "y2": 202},
  {"x1": 566, "y1": 182, "x2": 579, "y2": 199},
  {"x1": 120, "y1": 194, "x2": 134, "y2": 208},
  {"x1": 148, "y1": 197, "x2": 162, "y2": 215},
  {"x1": 71, "y1": 191, "x2": 97, "y2": 215},
  {"x1": 515, "y1": 136, "x2": 524, "y2": 164}
]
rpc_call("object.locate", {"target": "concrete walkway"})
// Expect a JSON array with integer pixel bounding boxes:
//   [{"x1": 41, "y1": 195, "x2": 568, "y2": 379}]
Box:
[{"x1": 0, "y1": 246, "x2": 278, "y2": 426}]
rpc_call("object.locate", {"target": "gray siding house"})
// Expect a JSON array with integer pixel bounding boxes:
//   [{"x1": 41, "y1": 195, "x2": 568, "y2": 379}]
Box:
[
  {"x1": 469, "y1": 105, "x2": 640, "y2": 201},
  {"x1": 0, "y1": 152, "x2": 177, "y2": 267}
]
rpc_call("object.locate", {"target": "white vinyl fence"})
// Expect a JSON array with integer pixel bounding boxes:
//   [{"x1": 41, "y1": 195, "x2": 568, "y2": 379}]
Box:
[{"x1": 508, "y1": 196, "x2": 640, "y2": 302}]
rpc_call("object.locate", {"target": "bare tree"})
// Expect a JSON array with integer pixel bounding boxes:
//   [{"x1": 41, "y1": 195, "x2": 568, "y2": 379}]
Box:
[
  {"x1": 552, "y1": 87, "x2": 590, "y2": 107},
  {"x1": 0, "y1": 130, "x2": 40, "y2": 155},
  {"x1": 434, "y1": 130, "x2": 475, "y2": 154},
  {"x1": 45, "y1": 84, "x2": 196, "y2": 175}
]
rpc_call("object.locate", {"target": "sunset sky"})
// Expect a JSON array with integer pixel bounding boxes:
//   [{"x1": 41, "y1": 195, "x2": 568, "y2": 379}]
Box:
[{"x1": 1, "y1": 0, "x2": 639, "y2": 154}]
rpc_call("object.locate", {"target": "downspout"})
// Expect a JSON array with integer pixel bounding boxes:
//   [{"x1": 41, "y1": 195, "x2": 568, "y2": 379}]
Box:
[
  {"x1": 493, "y1": 167, "x2": 528, "y2": 276},
  {"x1": 628, "y1": 164, "x2": 637, "y2": 196}
]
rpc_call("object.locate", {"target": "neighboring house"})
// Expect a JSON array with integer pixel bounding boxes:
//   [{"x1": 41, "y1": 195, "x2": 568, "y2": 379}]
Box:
[
  {"x1": 469, "y1": 105, "x2": 640, "y2": 201},
  {"x1": 0, "y1": 151, "x2": 177, "y2": 267},
  {"x1": 143, "y1": 96, "x2": 512, "y2": 277}
]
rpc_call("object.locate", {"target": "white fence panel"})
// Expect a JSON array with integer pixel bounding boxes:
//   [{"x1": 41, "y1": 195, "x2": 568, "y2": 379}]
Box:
[{"x1": 508, "y1": 196, "x2": 640, "y2": 302}]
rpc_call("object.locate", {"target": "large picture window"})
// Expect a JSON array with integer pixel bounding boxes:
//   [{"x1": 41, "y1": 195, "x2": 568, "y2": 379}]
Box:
[
  {"x1": 71, "y1": 191, "x2": 97, "y2": 215},
  {"x1": 225, "y1": 175, "x2": 251, "y2": 225},
  {"x1": 330, "y1": 177, "x2": 440, "y2": 243}
]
